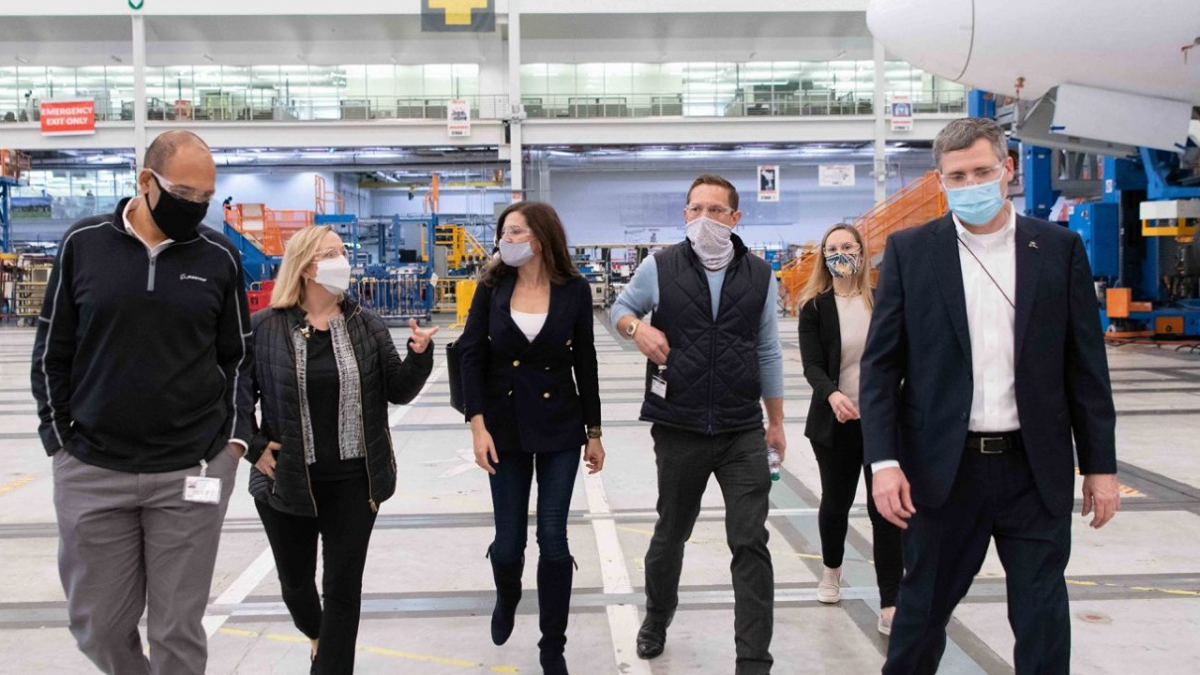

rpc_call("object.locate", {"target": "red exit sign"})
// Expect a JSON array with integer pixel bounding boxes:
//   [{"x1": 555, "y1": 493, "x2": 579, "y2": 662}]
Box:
[{"x1": 40, "y1": 100, "x2": 96, "y2": 136}]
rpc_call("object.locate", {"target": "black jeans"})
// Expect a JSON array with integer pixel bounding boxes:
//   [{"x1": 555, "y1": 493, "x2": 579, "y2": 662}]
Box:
[
  {"x1": 255, "y1": 477, "x2": 378, "y2": 675},
  {"x1": 811, "y1": 419, "x2": 903, "y2": 607},
  {"x1": 644, "y1": 424, "x2": 774, "y2": 675},
  {"x1": 884, "y1": 441, "x2": 1072, "y2": 675},
  {"x1": 488, "y1": 448, "x2": 581, "y2": 564}
]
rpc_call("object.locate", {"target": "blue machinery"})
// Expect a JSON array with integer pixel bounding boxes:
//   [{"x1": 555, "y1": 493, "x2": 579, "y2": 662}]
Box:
[
  {"x1": 342, "y1": 214, "x2": 437, "y2": 323},
  {"x1": 978, "y1": 89, "x2": 1200, "y2": 338},
  {"x1": 222, "y1": 209, "x2": 438, "y2": 323},
  {"x1": 0, "y1": 176, "x2": 14, "y2": 254}
]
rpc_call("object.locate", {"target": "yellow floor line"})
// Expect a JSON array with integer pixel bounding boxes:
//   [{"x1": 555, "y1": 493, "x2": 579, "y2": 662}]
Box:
[
  {"x1": 217, "y1": 627, "x2": 521, "y2": 671},
  {"x1": 0, "y1": 475, "x2": 34, "y2": 497},
  {"x1": 1067, "y1": 579, "x2": 1200, "y2": 597}
]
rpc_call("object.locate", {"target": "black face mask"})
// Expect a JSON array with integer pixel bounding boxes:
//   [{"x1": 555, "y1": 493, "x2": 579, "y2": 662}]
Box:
[{"x1": 148, "y1": 173, "x2": 209, "y2": 240}]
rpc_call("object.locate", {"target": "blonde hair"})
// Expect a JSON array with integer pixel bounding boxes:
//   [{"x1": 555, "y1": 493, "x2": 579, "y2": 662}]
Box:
[
  {"x1": 270, "y1": 225, "x2": 334, "y2": 309},
  {"x1": 798, "y1": 223, "x2": 874, "y2": 312}
]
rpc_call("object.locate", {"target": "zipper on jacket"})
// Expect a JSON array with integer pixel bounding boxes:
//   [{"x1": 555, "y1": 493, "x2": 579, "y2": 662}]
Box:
[{"x1": 147, "y1": 256, "x2": 157, "y2": 292}]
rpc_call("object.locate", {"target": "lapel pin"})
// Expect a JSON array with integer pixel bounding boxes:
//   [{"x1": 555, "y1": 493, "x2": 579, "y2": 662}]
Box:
[{"x1": 1028, "y1": 241, "x2": 1039, "y2": 250}]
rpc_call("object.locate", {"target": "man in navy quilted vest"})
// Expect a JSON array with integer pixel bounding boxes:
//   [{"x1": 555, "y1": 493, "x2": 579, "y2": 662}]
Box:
[{"x1": 612, "y1": 174, "x2": 785, "y2": 675}]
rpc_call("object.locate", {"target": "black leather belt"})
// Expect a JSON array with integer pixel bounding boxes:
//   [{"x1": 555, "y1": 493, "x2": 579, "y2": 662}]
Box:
[{"x1": 965, "y1": 431, "x2": 1021, "y2": 454}]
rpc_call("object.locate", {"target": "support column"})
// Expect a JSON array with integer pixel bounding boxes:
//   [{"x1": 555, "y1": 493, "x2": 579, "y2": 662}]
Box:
[
  {"x1": 132, "y1": 15, "x2": 147, "y2": 172},
  {"x1": 872, "y1": 38, "x2": 887, "y2": 205},
  {"x1": 506, "y1": 0, "x2": 523, "y2": 203}
]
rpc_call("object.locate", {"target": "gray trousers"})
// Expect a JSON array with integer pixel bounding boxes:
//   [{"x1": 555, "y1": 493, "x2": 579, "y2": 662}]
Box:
[
  {"x1": 644, "y1": 424, "x2": 775, "y2": 675},
  {"x1": 53, "y1": 447, "x2": 237, "y2": 675}
]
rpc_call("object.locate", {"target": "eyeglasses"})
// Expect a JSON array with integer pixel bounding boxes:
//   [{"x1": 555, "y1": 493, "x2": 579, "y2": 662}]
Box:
[
  {"x1": 501, "y1": 225, "x2": 530, "y2": 238},
  {"x1": 823, "y1": 242, "x2": 862, "y2": 256},
  {"x1": 940, "y1": 162, "x2": 1005, "y2": 189},
  {"x1": 314, "y1": 247, "x2": 346, "y2": 262},
  {"x1": 685, "y1": 204, "x2": 736, "y2": 218},
  {"x1": 149, "y1": 169, "x2": 214, "y2": 204}
]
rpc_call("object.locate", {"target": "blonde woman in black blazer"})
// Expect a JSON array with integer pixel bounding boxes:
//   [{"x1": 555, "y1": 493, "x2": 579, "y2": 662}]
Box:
[{"x1": 797, "y1": 223, "x2": 902, "y2": 636}]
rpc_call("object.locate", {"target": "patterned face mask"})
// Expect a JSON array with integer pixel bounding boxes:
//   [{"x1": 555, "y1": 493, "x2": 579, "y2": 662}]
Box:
[{"x1": 825, "y1": 252, "x2": 862, "y2": 278}]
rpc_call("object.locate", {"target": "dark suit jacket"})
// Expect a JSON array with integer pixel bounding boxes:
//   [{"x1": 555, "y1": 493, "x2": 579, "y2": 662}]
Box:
[
  {"x1": 798, "y1": 289, "x2": 872, "y2": 448},
  {"x1": 458, "y1": 274, "x2": 601, "y2": 454},
  {"x1": 860, "y1": 212, "x2": 1117, "y2": 516}
]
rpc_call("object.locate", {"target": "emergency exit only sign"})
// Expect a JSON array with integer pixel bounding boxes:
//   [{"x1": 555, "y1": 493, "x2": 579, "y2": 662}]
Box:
[{"x1": 40, "y1": 100, "x2": 96, "y2": 136}]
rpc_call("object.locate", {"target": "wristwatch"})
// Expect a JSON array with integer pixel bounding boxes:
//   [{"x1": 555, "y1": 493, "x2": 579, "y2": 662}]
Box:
[
  {"x1": 587, "y1": 426, "x2": 603, "y2": 439},
  {"x1": 625, "y1": 319, "x2": 641, "y2": 338}
]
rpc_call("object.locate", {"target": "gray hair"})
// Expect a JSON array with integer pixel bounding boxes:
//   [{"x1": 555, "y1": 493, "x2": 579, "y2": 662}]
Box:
[
  {"x1": 144, "y1": 130, "x2": 210, "y2": 173},
  {"x1": 932, "y1": 118, "x2": 1007, "y2": 170}
]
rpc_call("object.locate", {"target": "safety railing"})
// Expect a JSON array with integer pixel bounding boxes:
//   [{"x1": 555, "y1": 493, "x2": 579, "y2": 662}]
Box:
[
  {"x1": 853, "y1": 171, "x2": 947, "y2": 266},
  {"x1": 354, "y1": 273, "x2": 432, "y2": 321},
  {"x1": 224, "y1": 203, "x2": 314, "y2": 257}
]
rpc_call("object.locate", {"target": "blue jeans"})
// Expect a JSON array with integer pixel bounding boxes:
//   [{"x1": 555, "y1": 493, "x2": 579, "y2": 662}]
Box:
[{"x1": 488, "y1": 448, "x2": 581, "y2": 563}]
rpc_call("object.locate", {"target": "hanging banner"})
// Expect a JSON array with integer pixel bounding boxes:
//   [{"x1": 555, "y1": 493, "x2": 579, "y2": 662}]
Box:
[
  {"x1": 890, "y1": 94, "x2": 913, "y2": 132},
  {"x1": 757, "y1": 165, "x2": 780, "y2": 202},
  {"x1": 819, "y1": 164, "x2": 856, "y2": 187},
  {"x1": 422, "y1": 0, "x2": 495, "y2": 32},
  {"x1": 448, "y1": 99, "x2": 471, "y2": 138},
  {"x1": 40, "y1": 99, "x2": 96, "y2": 136}
]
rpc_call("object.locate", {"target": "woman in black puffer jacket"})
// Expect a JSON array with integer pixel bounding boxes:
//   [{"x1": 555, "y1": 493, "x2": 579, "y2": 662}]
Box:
[{"x1": 245, "y1": 225, "x2": 435, "y2": 674}]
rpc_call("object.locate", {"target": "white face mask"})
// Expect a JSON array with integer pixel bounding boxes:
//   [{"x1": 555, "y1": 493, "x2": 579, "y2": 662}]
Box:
[
  {"x1": 499, "y1": 239, "x2": 536, "y2": 267},
  {"x1": 685, "y1": 217, "x2": 735, "y2": 270},
  {"x1": 312, "y1": 256, "x2": 352, "y2": 295}
]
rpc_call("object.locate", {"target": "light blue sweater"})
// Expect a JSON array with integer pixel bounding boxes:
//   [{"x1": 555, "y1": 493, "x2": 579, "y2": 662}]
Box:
[{"x1": 610, "y1": 255, "x2": 785, "y2": 399}]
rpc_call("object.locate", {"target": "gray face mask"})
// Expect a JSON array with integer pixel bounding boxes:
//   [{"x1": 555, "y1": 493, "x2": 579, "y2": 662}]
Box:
[
  {"x1": 686, "y1": 217, "x2": 735, "y2": 270},
  {"x1": 499, "y1": 239, "x2": 535, "y2": 267}
]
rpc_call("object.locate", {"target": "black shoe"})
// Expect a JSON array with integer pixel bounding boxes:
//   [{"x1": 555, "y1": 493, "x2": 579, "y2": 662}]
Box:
[
  {"x1": 537, "y1": 556, "x2": 575, "y2": 675},
  {"x1": 488, "y1": 545, "x2": 524, "y2": 646},
  {"x1": 636, "y1": 611, "x2": 674, "y2": 660}
]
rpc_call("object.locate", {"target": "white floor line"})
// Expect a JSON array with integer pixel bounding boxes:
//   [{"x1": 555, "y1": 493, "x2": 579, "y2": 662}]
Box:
[
  {"x1": 581, "y1": 468, "x2": 654, "y2": 674},
  {"x1": 207, "y1": 358, "x2": 447, "y2": 640},
  {"x1": 203, "y1": 547, "x2": 277, "y2": 638},
  {"x1": 389, "y1": 363, "x2": 446, "y2": 427}
]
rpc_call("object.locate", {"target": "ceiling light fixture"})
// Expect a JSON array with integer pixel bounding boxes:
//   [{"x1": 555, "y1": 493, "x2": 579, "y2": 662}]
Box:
[{"x1": 15, "y1": 56, "x2": 30, "y2": 64}]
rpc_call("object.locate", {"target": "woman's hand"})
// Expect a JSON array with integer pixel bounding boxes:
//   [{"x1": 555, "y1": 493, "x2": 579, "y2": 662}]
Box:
[
  {"x1": 471, "y1": 417, "x2": 499, "y2": 475},
  {"x1": 828, "y1": 391, "x2": 861, "y2": 424},
  {"x1": 256, "y1": 441, "x2": 281, "y2": 479},
  {"x1": 584, "y1": 438, "x2": 606, "y2": 474},
  {"x1": 408, "y1": 318, "x2": 439, "y2": 354}
]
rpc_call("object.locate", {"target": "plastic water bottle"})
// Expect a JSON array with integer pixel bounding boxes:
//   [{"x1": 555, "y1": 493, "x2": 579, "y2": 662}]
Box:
[{"x1": 767, "y1": 447, "x2": 781, "y2": 482}]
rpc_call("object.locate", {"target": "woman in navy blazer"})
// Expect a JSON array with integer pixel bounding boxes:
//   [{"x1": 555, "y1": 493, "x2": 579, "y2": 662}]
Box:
[{"x1": 458, "y1": 201, "x2": 603, "y2": 675}]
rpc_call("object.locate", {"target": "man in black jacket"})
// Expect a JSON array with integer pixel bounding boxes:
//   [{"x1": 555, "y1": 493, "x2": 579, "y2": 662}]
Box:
[
  {"x1": 31, "y1": 130, "x2": 253, "y2": 675},
  {"x1": 861, "y1": 118, "x2": 1120, "y2": 674}
]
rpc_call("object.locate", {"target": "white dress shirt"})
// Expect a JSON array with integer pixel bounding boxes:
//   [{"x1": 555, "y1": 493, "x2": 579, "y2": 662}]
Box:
[{"x1": 871, "y1": 204, "x2": 1019, "y2": 474}]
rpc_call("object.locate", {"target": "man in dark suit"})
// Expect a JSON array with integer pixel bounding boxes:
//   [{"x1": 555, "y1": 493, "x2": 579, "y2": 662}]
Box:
[{"x1": 860, "y1": 117, "x2": 1121, "y2": 675}]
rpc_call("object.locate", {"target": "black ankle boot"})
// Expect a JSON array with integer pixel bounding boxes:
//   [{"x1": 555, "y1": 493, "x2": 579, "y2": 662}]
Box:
[
  {"x1": 488, "y1": 545, "x2": 524, "y2": 646},
  {"x1": 537, "y1": 556, "x2": 575, "y2": 675}
]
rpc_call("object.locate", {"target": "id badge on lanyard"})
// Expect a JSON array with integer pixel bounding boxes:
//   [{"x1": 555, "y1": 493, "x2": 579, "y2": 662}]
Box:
[
  {"x1": 650, "y1": 366, "x2": 668, "y2": 398},
  {"x1": 183, "y1": 458, "x2": 222, "y2": 505}
]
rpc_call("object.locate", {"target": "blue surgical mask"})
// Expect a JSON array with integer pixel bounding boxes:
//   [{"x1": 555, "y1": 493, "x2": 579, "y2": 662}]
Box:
[
  {"x1": 945, "y1": 176, "x2": 1006, "y2": 225},
  {"x1": 825, "y1": 252, "x2": 861, "y2": 279}
]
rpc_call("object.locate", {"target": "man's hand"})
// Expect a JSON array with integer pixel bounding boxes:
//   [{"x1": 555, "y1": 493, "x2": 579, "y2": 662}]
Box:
[
  {"x1": 1081, "y1": 473, "x2": 1120, "y2": 529},
  {"x1": 872, "y1": 466, "x2": 916, "y2": 529},
  {"x1": 827, "y1": 391, "x2": 860, "y2": 423},
  {"x1": 765, "y1": 423, "x2": 787, "y2": 463},
  {"x1": 633, "y1": 322, "x2": 671, "y2": 366}
]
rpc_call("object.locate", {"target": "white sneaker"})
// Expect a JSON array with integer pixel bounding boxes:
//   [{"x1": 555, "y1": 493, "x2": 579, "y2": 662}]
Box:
[
  {"x1": 878, "y1": 610, "x2": 893, "y2": 636},
  {"x1": 817, "y1": 566, "x2": 842, "y2": 604}
]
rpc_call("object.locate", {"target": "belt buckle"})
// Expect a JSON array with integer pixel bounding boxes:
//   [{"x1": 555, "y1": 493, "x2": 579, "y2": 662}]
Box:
[{"x1": 979, "y1": 437, "x2": 1005, "y2": 455}]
